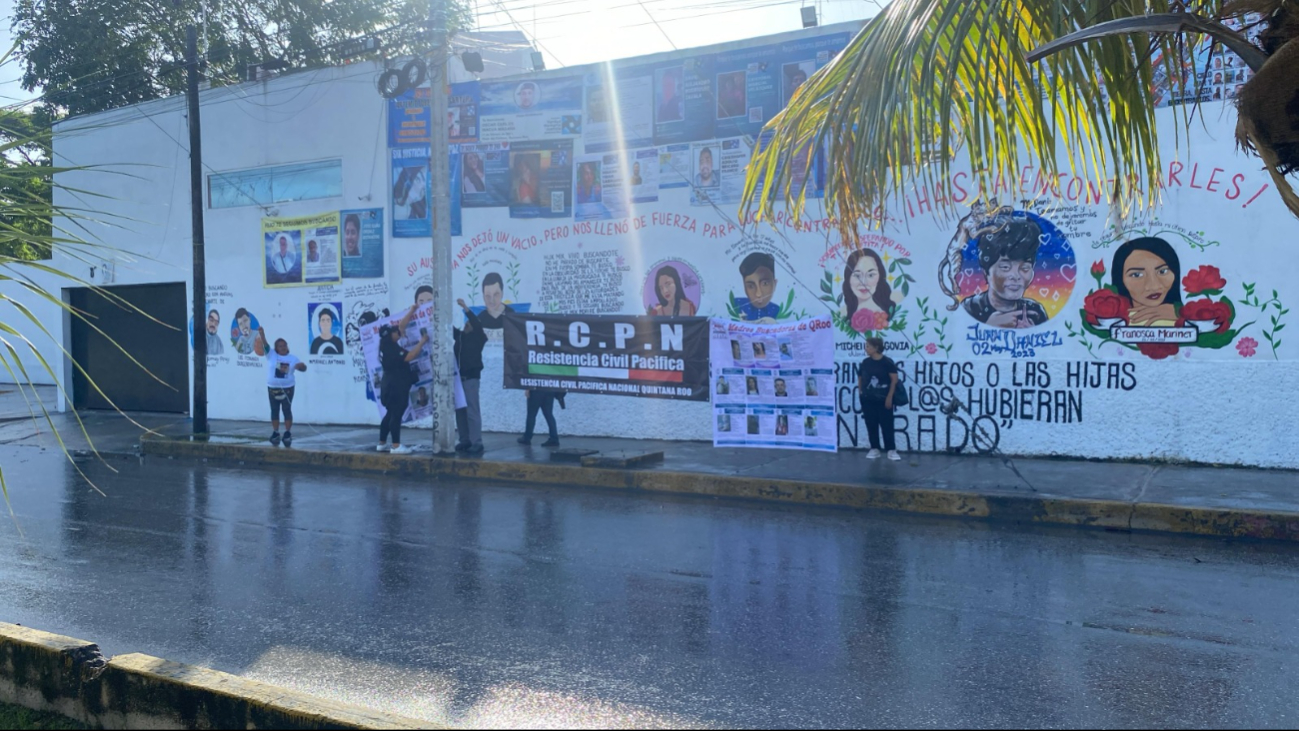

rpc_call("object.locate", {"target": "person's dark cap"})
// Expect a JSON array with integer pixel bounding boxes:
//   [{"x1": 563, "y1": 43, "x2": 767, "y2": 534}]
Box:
[{"x1": 379, "y1": 324, "x2": 394, "y2": 338}]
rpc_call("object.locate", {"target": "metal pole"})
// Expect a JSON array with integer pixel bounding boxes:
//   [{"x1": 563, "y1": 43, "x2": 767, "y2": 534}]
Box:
[
  {"x1": 186, "y1": 25, "x2": 209, "y2": 436},
  {"x1": 428, "y1": 0, "x2": 455, "y2": 454}
]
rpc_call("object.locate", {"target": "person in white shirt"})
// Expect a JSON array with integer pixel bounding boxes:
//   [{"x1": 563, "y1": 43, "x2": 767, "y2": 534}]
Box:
[
  {"x1": 270, "y1": 236, "x2": 298, "y2": 278},
  {"x1": 257, "y1": 326, "x2": 306, "y2": 447}
]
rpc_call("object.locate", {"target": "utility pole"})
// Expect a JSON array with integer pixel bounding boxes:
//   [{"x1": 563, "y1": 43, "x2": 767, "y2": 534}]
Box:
[
  {"x1": 428, "y1": 0, "x2": 455, "y2": 454},
  {"x1": 185, "y1": 24, "x2": 208, "y2": 436}
]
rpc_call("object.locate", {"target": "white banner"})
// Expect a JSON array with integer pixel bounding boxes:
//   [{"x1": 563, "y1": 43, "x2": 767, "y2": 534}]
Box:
[
  {"x1": 360, "y1": 304, "x2": 436, "y2": 423},
  {"x1": 710, "y1": 315, "x2": 837, "y2": 451}
]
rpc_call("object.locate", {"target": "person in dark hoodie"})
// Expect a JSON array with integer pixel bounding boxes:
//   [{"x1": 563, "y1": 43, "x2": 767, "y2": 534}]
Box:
[{"x1": 454, "y1": 298, "x2": 488, "y2": 454}]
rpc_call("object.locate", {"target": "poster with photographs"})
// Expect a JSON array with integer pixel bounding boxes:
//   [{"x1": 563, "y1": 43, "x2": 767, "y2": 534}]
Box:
[
  {"x1": 359, "y1": 303, "x2": 436, "y2": 424},
  {"x1": 262, "y1": 211, "x2": 341, "y2": 288},
  {"x1": 391, "y1": 147, "x2": 431, "y2": 238},
  {"x1": 340, "y1": 208, "x2": 384, "y2": 279},
  {"x1": 574, "y1": 147, "x2": 660, "y2": 221},
  {"x1": 690, "y1": 138, "x2": 750, "y2": 206},
  {"x1": 507, "y1": 139, "x2": 574, "y2": 219},
  {"x1": 710, "y1": 315, "x2": 837, "y2": 451}
]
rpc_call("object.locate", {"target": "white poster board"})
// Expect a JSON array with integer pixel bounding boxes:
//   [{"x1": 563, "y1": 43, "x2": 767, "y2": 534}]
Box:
[
  {"x1": 360, "y1": 304, "x2": 436, "y2": 423},
  {"x1": 710, "y1": 315, "x2": 837, "y2": 451}
]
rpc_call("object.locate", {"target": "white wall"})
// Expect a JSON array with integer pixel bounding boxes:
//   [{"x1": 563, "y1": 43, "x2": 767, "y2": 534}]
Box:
[{"x1": 27, "y1": 24, "x2": 1299, "y2": 468}]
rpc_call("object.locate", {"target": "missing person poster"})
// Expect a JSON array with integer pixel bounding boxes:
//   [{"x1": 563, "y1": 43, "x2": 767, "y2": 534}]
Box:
[
  {"x1": 479, "y1": 76, "x2": 583, "y2": 143},
  {"x1": 391, "y1": 147, "x2": 431, "y2": 238},
  {"x1": 710, "y1": 315, "x2": 837, "y2": 451},
  {"x1": 341, "y1": 208, "x2": 384, "y2": 279},
  {"x1": 502, "y1": 312, "x2": 709, "y2": 400},
  {"x1": 575, "y1": 148, "x2": 659, "y2": 221},
  {"x1": 508, "y1": 139, "x2": 573, "y2": 219},
  {"x1": 360, "y1": 303, "x2": 435, "y2": 423},
  {"x1": 690, "y1": 137, "x2": 750, "y2": 207},
  {"x1": 262, "y1": 211, "x2": 341, "y2": 288}
]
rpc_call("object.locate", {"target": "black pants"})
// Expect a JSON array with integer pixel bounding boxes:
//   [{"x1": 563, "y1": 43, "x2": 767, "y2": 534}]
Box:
[
  {"x1": 379, "y1": 387, "x2": 408, "y2": 445},
  {"x1": 861, "y1": 399, "x2": 896, "y2": 451},
  {"x1": 268, "y1": 387, "x2": 295, "y2": 422},
  {"x1": 524, "y1": 391, "x2": 558, "y2": 441}
]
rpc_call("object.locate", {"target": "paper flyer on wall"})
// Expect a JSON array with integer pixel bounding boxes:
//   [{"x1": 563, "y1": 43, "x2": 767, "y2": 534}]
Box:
[
  {"x1": 710, "y1": 315, "x2": 837, "y2": 451},
  {"x1": 574, "y1": 148, "x2": 659, "y2": 221},
  {"x1": 262, "y1": 211, "x2": 341, "y2": 288},
  {"x1": 690, "y1": 137, "x2": 749, "y2": 207},
  {"x1": 478, "y1": 76, "x2": 583, "y2": 143},
  {"x1": 359, "y1": 304, "x2": 435, "y2": 423},
  {"x1": 340, "y1": 208, "x2": 384, "y2": 279},
  {"x1": 391, "y1": 147, "x2": 431, "y2": 238}
]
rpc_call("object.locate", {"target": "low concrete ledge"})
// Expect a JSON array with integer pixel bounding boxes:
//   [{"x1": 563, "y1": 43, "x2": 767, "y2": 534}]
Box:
[{"x1": 0, "y1": 622, "x2": 432, "y2": 730}]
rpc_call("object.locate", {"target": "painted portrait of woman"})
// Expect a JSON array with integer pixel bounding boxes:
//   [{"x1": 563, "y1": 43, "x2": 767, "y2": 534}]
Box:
[
  {"x1": 842, "y1": 248, "x2": 898, "y2": 332},
  {"x1": 1111, "y1": 237, "x2": 1182, "y2": 326},
  {"x1": 647, "y1": 265, "x2": 698, "y2": 316}
]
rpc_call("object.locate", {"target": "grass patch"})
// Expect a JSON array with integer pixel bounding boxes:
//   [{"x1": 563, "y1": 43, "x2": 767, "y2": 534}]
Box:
[{"x1": 0, "y1": 702, "x2": 85, "y2": 730}]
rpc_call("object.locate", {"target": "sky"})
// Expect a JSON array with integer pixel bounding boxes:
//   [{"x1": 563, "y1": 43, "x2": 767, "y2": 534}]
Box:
[{"x1": 0, "y1": 0, "x2": 880, "y2": 107}]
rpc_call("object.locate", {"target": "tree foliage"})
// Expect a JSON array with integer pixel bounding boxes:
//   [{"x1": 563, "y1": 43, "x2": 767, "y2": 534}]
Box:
[
  {"x1": 744, "y1": 0, "x2": 1299, "y2": 236},
  {"x1": 13, "y1": 0, "x2": 472, "y2": 117}
]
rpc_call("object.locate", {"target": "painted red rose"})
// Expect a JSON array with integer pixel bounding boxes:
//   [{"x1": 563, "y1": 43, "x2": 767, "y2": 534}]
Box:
[
  {"x1": 1083, "y1": 288, "x2": 1130, "y2": 325},
  {"x1": 1180, "y1": 298, "x2": 1232, "y2": 333},
  {"x1": 1182, "y1": 265, "x2": 1226, "y2": 295},
  {"x1": 1090, "y1": 260, "x2": 1105, "y2": 277},
  {"x1": 1138, "y1": 342, "x2": 1180, "y2": 359}
]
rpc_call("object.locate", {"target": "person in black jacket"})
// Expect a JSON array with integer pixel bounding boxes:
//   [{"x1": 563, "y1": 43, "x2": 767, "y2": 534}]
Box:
[
  {"x1": 454, "y1": 298, "x2": 488, "y2": 454},
  {"x1": 377, "y1": 304, "x2": 428, "y2": 455}
]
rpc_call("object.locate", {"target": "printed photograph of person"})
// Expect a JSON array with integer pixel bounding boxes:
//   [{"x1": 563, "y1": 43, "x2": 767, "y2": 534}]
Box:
[
  {"x1": 805, "y1": 375, "x2": 819, "y2": 397},
  {"x1": 1111, "y1": 237, "x2": 1182, "y2": 326},
  {"x1": 447, "y1": 109, "x2": 461, "y2": 137},
  {"x1": 575, "y1": 161, "x2": 602, "y2": 204},
  {"x1": 1230, "y1": 84, "x2": 1244, "y2": 99},
  {"x1": 204, "y1": 309, "x2": 224, "y2": 356},
  {"x1": 393, "y1": 163, "x2": 428, "y2": 220},
  {"x1": 694, "y1": 146, "x2": 719, "y2": 189},
  {"x1": 1214, "y1": 71, "x2": 1223, "y2": 84},
  {"x1": 656, "y1": 67, "x2": 683, "y2": 123},
  {"x1": 746, "y1": 376, "x2": 759, "y2": 395},
  {"x1": 774, "y1": 378, "x2": 787, "y2": 397},
  {"x1": 476, "y1": 272, "x2": 515, "y2": 328},
  {"x1": 1213, "y1": 87, "x2": 1222, "y2": 100},
  {"x1": 309, "y1": 303, "x2": 345, "y2": 355},
  {"x1": 961, "y1": 217, "x2": 1049, "y2": 328},
  {"x1": 783, "y1": 63, "x2": 811, "y2": 106},
  {"x1": 775, "y1": 414, "x2": 789, "y2": 436},
  {"x1": 231, "y1": 307, "x2": 259, "y2": 355},
  {"x1": 804, "y1": 415, "x2": 817, "y2": 437},
  {"x1": 306, "y1": 239, "x2": 320, "y2": 264},
  {"x1": 647, "y1": 265, "x2": 698, "y2": 316},
  {"x1": 716, "y1": 71, "x2": 746, "y2": 118},
  {"x1": 414, "y1": 284, "x2": 434, "y2": 307},
  {"x1": 342, "y1": 213, "x2": 362, "y2": 258},
  {"x1": 411, "y1": 385, "x2": 431, "y2": 409},
  {"x1": 716, "y1": 375, "x2": 730, "y2": 395},
  {"x1": 511, "y1": 154, "x2": 541, "y2": 206},
  {"x1": 747, "y1": 415, "x2": 760, "y2": 435},
  {"x1": 718, "y1": 414, "x2": 731, "y2": 432},
  {"x1": 630, "y1": 161, "x2": 643, "y2": 186},
  {"x1": 266, "y1": 232, "x2": 301, "y2": 284},
  {"x1": 462, "y1": 152, "x2": 487, "y2": 194},
  {"x1": 753, "y1": 341, "x2": 767, "y2": 359},
  {"x1": 844, "y1": 248, "x2": 902, "y2": 333},
  {"x1": 779, "y1": 342, "x2": 793, "y2": 359},
  {"x1": 736, "y1": 252, "x2": 780, "y2": 321},
  {"x1": 515, "y1": 81, "x2": 539, "y2": 110}
]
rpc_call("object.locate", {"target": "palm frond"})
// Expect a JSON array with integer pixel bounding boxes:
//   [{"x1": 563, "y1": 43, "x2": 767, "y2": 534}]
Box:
[{"x1": 743, "y1": 0, "x2": 1260, "y2": 237}]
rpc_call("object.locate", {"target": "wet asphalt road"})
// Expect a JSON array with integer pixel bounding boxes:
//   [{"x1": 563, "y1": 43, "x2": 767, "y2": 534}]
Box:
[{"x1": 0, "y1": 447, "x2": 1297, "y2": 729}]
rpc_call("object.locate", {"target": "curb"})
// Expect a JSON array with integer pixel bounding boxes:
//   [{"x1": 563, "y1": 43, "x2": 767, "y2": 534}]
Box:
[
  {"x1": 140, "y1": 436, "x2": 1299, "y2": 543},
  {"x1": 0, "y1": 622, "x2": 432, "y2": 730}
]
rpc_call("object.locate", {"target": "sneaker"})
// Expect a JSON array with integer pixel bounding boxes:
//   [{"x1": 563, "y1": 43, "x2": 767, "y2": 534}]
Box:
[
  {"x1": 466, "y1": 444, "x2": 485, "y2": 455},
  {"x1": 455, "y1": 442, "x2": 471, "y2": 452},
  {"x1": 376, "y1": 443, "x2": 391, "y2": 452},
  {"x1": 865, "y1": 448, "x2": 880, "y2": 459},
  {"x1": 517, "y1": 437, "x2": 532, "y2": 445},
  {"x1": 887, "y1": 450, "x2": 902, "y2": 461},
  {"x1": 270, "y1": 431, "x2": 281, "y2": 446},
  {"x1": 282, "y1": 432, "x2": 293, "y2": 448},
  {"x1": 540, "y1": 439, "x2": 560, "y2": 448},
  {"x1": 390, "y1": 445, "x2": 415, "y2": 455}
]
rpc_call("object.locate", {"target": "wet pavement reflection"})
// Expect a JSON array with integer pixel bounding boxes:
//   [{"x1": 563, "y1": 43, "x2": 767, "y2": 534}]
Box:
[{"x1": 0, "y1": 447, "x2": 1297, "y2": 728}]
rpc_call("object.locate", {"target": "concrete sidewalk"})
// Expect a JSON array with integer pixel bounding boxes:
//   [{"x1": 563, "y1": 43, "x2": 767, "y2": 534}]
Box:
[{"x1": 4, "y1": 384, "x2": 1299, "y2": 541}]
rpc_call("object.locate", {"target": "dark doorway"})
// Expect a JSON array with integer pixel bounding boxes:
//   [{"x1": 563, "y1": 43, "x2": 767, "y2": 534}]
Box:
[{"x1": 68, "y1": 282, "x2": 188, "y2": 413}]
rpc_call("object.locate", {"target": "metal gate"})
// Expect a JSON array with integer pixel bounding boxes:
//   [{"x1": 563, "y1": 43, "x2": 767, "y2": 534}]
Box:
[{"x1": 68, "y1": 283, "x2": 189, "y2": 413}]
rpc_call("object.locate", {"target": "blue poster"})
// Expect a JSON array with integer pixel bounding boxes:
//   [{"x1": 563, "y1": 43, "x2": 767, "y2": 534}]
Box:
[
  {"x1": 478, "y1": 77, "x2": 583, "y2": 143},
  {"x1": 388, "y1": 87, "x2": 430, "y2": 147},
  {"x1": 508, "y1": 139, "x2": 573, "y2": 219},
  {"x1": 450, "y1": 151, "x2": 462, "y2": 237},
  {"x1": 652, "y1": 56, "x2": 716, "y2": 146},
  {"x1": 583, "y1": 65, "x2": 655, "y2": 154},
  {"x1": 341, "y1": 208, "x2": 384, "y2": 279},
  {"x1": 449, "y1": 81, "x2": 480, "y2": 144},
  {"x1": 714, "y1": 33, "x2": 850, "y2": 139},
  {"x1": 391, "y1": 147, "x2": 430, "y2": 238},
  {"x1": 458, "y1": 142, "x2": 511, "y2": 208}
]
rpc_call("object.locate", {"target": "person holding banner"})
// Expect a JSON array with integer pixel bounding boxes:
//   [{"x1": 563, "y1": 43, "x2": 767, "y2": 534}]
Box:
[
  {"x1": 858, "y1": 336, "x2": 901, "y2": 461},
  {"x1": 454, "y1": 298, "x2": 487, "y2": 455},
  {"x1": 377, "y1": 304, "x2": 428, "y2": 455}
]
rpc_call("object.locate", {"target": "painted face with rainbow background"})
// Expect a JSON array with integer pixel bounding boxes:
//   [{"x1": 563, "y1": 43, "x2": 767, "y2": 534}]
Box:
[{"x1": 956, "y1": 210, "x2": 1077, "y2": 320}]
